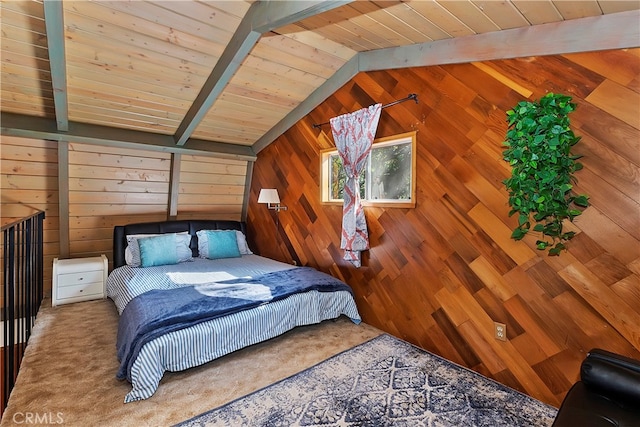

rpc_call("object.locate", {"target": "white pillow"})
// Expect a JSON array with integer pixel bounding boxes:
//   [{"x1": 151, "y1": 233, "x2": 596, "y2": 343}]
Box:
[
  {"x1": 235, "y1": 230, "x2": 253, "y2": 255},
  {"x1": 125, "y1": 232, "x2": 192, "y2": 267},
  {"x1": 196, "y1": 230, "x2": 253, "y2": 258}
]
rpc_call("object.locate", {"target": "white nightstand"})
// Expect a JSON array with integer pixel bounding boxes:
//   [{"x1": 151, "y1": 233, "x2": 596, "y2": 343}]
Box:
[{"x1": 52, "y1": 255, "x2": 108, "y2": 306}]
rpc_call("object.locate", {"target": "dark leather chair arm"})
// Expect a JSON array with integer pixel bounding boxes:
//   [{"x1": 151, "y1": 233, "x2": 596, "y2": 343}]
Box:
[
  {"x1": 581, "y1": 349, "x2": 640, "y2": 408},
  {"x1": 552, "y1": 348, "x2": 640, "y2": 427},
  {"x1": 586, "y1": 349, "x2": 640, "y2": 375}
]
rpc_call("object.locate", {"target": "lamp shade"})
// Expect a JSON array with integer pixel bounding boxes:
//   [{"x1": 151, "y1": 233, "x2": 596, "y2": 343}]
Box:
[{"x1": 258, "y1": 189, "x2": 280, "y2": 204}]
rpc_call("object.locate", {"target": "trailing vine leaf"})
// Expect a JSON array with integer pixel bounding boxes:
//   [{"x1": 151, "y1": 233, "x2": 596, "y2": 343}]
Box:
[{"x1": 502, "y1": 93, "x2": 589, "y2": 255}]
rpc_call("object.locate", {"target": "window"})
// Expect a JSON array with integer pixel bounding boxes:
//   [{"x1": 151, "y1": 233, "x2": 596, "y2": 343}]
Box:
[{"x1": 320, "y1": 131, "x2": 416, "y2": 208}]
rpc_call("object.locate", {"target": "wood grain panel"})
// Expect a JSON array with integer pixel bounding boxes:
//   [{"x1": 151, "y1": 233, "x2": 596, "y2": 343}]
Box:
[
  {"x1": 559, "y1": 263, "x2": 640, "y2": 349},
  {"x1": 60, "y1": 0, "x2": 227, "y2": 135},
  {"x1": 176, "y1": 154, "x2": 247, "y2": 221},
  {"x1": 1, "y1": 136, "x2": 59, "y2": 295},
  {"x1": 67, "y1": 143, "x2": 172, "y2": 260},
  {"x1": 0, "y1": 1, "x2": 53, "y2": 120},
  {"x1": 249, "y1": 49, "x2": 640, "y2": 407},
  {"x1": 586, "y1": 79, "x2": 640, "y2": 129}
]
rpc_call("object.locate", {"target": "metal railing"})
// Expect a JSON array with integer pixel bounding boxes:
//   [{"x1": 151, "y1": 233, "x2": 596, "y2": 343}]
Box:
[{"x1": 1, "y1": 211, "x2": 45, "y2": 413}]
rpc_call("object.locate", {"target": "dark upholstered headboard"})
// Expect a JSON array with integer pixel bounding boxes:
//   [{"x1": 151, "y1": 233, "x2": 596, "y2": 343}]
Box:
[{"x1": 113, "y1": 219, "x2": 247, "y2": 269}]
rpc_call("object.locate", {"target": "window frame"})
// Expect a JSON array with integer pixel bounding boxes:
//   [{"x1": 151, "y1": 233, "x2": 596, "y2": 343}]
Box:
[{"x1": 320, "y1": 131, "x2": 417, "y2": 208}]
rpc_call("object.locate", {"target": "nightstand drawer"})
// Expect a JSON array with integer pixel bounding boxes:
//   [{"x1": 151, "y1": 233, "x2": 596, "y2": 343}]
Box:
[
  {"x1": 52, "y1": 254, "x2": 108, "y2": 306},
  {"x1": 56, "y1": 282, "x2": 104, "y2": 300},
  {"x1": 57, "y1": 270, "x2": 104, "y2": 287}
]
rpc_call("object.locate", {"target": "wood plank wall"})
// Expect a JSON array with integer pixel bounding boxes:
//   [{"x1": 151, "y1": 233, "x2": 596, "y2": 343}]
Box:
[
  {"x1": 64, "y1": 146, "x2": 248, "y2": 267},
  {"x1": 248, "y1": 48, "x2": 640, "y2": 407},
  {"x1": 67, "y1": 143, "x2": 172, "y2": 261},
  {"x1": 1, "y1": 139, "x2": 248, "y2": 297},
  {"x1": 1, "y1": 136, "x2": 59, "y2": 291},
  {"x1": 177, "y1": 155, "x2": 247, "y2": 220}
]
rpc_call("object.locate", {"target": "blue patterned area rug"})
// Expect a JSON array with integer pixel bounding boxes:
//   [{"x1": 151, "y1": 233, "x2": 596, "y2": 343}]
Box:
[{"x1": 176, "y1": 334, "x2": 557, "y2": 426}]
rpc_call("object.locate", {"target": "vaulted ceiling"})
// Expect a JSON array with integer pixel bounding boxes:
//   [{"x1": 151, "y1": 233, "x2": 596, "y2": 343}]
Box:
[{"x1": 2, "y1": 1, "x2": 639, "y2": 160}]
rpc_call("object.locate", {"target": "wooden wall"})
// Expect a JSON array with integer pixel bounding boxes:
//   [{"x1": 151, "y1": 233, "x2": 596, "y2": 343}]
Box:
[
  {"x1": 1, "y1": 136, "x2": 60, "y2": 289},
  {"x1": 177, "y1": 154, "x2": 247, "y2": 220},
  {"x1": 1, "y1": 138, "x2": 248, "y2": 297},
  {"x1": 248, "y1": 48, "x2": 640, "y2": 407},
  {"x1": 67, "y1": 143, "x2": 172, "y2": 259}
]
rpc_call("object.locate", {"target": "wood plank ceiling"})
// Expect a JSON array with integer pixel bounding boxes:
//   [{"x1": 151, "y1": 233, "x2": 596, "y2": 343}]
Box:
[{"x1": 1, "y1": 1, "x2": 639, "y2": 157}]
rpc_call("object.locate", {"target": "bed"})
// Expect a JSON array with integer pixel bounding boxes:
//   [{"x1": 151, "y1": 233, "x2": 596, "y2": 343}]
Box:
[{"x1": 106, "y1": 219, "x2": 361, "y2": 403}]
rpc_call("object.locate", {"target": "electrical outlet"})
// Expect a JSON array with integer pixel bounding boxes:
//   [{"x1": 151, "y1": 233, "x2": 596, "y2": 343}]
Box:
[{"x1": 494, "y1": 322, "x2": 507, "y2": 341}]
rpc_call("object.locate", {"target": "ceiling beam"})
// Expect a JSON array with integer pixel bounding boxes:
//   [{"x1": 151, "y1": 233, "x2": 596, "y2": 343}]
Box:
[
  {"x1": 359, "y1": 9, "x2": 640, "y2": 72},
  {"x1": 173, "y1": 0, "x2": 352, "y2": 146},
  {"x1": 252, "y1": 9, "x2": 640, "y2": 153},
  {"x1": 251, "y1": 1, "x2": 353, "y2": 32},
  {"x1": 43, "y1": 0, "x2": 69, "y2": 132},
  {"x1": 172, "y1": 5, "x2": 260, "y2": 146},
  {"x1": 1, "y1": 113, "x2": 256, "y2": 161}
]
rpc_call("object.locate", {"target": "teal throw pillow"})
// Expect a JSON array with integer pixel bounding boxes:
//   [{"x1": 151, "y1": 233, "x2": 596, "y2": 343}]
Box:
[
  {"x1": 206, "y1": 230, "x2": 241, "y2": 259},
  {"x1": 138, "y1": 234, "x2": 179, "y2": 267}
]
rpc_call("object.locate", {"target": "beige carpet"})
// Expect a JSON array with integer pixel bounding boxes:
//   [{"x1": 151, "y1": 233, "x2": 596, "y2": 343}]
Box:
[{"x1": 1, "y1": 299, "x2": 382, "y2": 427}]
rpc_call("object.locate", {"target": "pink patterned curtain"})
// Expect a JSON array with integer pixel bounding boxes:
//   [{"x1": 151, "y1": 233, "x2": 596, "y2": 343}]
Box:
[{"x1": 330, "y1": 103, "x2": 382, "y2": 267}]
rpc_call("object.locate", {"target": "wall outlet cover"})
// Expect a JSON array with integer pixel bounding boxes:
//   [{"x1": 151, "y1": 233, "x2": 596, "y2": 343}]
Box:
[{"x1": 494, "y1": 322, "x2": 507, "y2": 341}]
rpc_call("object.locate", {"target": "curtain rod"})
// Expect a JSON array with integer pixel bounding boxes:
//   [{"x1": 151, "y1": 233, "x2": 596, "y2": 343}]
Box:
[{"x1": 312, "y1": 93, "x2": 419, "y2": 129}]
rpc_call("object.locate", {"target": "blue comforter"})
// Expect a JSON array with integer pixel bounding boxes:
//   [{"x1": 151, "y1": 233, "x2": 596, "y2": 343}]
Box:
[{"x1": 116, "y1": 267, "x2": 353, "y2": 381}]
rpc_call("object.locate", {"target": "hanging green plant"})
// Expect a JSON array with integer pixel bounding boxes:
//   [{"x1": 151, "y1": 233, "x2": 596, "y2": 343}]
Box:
[{"x1": 502, "y1": 92, "x2": 589, "y2": 256}]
